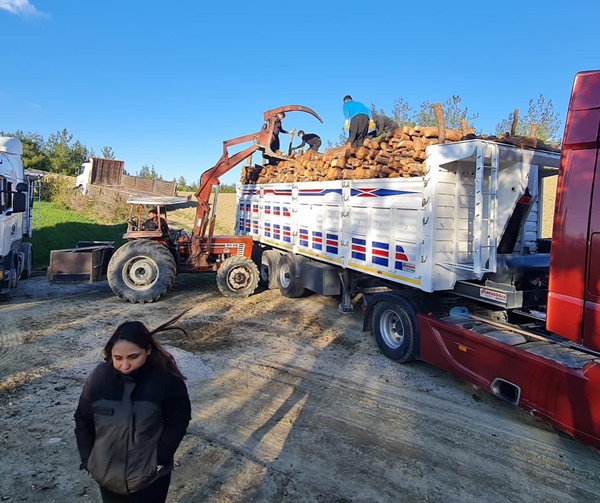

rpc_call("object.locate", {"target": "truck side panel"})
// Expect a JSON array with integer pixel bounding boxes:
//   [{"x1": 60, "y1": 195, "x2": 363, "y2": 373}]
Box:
[
  {"x1": 237, "y1": 140, "x2": 560, "y2": 294},
  {"x1": 417, "y1": 313, "x2": 600, "y2": 450}
]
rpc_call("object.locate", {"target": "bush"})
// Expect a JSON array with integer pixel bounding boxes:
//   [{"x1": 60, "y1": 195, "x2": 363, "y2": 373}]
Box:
[{"x1": 40, "y1": 174, "x2": 129, "y2": 224}]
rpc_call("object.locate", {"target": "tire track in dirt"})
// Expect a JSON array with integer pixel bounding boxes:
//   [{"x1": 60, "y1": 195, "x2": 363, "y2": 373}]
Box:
[{"x1": 175, "y1": 355, "x2": 600, "y2": 503}]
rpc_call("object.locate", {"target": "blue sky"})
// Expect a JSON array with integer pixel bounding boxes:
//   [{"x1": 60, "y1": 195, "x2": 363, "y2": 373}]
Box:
[{"x1": 2, "y1": 1, "x2": 600, "y2": 186}]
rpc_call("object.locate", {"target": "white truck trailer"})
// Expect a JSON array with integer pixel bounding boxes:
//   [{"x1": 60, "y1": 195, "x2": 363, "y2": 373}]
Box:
[
  {"x1": 0, "y1": 136, "x2": 38, "y2": 299},
  {"x1": 237, "y1": 139, "x2": 559, "y2": 312}
]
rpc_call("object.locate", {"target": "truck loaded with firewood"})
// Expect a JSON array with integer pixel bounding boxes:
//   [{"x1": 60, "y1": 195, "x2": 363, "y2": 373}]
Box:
[{"x1": 235, "y1": 71, "x2": 600, "y2": 450}]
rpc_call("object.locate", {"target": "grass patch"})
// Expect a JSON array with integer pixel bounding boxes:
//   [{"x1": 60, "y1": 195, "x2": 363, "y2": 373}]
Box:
[{"x1": 31, "y1": 201, "x2": 127, "y2": 269}]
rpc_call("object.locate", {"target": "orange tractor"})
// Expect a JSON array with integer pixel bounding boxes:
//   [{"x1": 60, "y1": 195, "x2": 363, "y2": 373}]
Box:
[{"x1": 106, "y1": 105, "x2": 323, "y2": 303}]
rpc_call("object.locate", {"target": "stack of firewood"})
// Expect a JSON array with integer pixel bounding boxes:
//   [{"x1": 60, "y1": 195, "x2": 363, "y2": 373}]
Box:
[{"x1": 241, "y1": 125, "x2": 470, "y2": 184}]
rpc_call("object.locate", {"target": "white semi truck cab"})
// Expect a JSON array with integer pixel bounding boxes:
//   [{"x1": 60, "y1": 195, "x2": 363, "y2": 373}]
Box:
[{"x1": 0, "y1": 136, "x2": 36, "y2": 299}]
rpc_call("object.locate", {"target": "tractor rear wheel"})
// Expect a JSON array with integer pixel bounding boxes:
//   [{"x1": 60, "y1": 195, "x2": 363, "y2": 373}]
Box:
[
  {"x1": 108, "y1": 239, "x2": 176, "y2": 303},
  {"x1": 216, "y1": 256, "x2": 259, "y2": 298}
]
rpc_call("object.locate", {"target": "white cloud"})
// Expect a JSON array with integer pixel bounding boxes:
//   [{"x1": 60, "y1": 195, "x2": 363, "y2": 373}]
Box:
[{"x1": 0, "y1": 0, "x2": 45, "y2": 16}]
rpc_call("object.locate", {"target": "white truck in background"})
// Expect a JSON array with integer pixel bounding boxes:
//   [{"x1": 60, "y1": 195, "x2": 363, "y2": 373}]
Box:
[
  {"x1": 0, "y1": 136, "x2": 38, "y2": 299},
  {"x1": 75, "y1": 157, "x2": 125, "y2": 195},
  {"x1": 75, "y1": 157, "x2": 177, "y2": 197}
]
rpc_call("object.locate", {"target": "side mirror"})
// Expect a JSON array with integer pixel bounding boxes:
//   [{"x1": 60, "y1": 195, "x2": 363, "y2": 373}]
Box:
[
  {"x1": 15, "y1": 182, "x2": 28, "y2": 192},
  {"x1": 12, "y1": 192, "x2": 26, "y2": 213}
]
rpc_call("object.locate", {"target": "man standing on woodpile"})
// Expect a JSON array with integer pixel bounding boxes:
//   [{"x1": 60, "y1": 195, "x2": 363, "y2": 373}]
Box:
[
  {"x1": 292, "y1": 130, "x2": 322, "y2": 153},
  {"x1": 270, "y1": 112, "x2": 293, "y2": 153},
  {"x1": 343, "y1": 95, "x2": 370, "y2": 148},
  {"x1": 370, "y1": 113, "x2": 399, "y2": 141}
]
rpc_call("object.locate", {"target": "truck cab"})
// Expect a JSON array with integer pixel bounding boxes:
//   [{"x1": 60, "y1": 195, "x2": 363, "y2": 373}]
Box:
[
  {"x1": 75, "y1": 159, "x2": 94, "y2": 194},
  {"x1": 546, "y1": 70, "x2": 600, "y2": 351},
  {"x1": 0, "y1": 137, "x2": 36, "y2": 299}
]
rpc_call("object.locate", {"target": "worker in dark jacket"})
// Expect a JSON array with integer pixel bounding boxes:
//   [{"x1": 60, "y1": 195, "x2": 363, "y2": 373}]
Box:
[
  {"x1": 292, "y1": 130, "x2": 322, "y2": 153},
  {"x1": 370, "y1": 113, "x2": 399, "y2": 141},
  {"x1": 270, "y1": 111, "x2": 293, "y2": 153},
  {"x1": 343, "y1": 95, "x2": 371, "y2": 148},
  {"x1": 143, "y1": 208, "x2": 170, "y2": 241},
  {"x1": 74, "y1": 316, "x2": 191, "y2": 503}
]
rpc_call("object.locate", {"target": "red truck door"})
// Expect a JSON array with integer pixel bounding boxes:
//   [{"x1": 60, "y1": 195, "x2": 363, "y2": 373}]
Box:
[
  {"x1": 547, "y1": 70, "x2": 600, "y2": 350},
  {"x1": 584, "y1": 152, "x2": 600, "y2": 350}
]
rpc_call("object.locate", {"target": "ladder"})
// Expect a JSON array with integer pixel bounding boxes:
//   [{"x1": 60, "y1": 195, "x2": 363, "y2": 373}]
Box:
[
  {"x1": 473, "y1": 142, "x2": 499, "y2": 275},
  {"x1": 25, "y1": 171, "x2": 44, "y2": 233}
]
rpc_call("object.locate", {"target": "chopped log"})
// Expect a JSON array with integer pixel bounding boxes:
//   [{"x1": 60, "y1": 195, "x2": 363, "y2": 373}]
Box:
[
  {"x1": 326, "y1": 167, "x2": 341, "y2": 180},
  {"x1": 433, "y1": 102, "x2": 446, "y2": 144},
  {"x1": 374, "y1": 155, "x2": 390, "y2": 165},
  {"x1": 530, "y1": 124, "x2": 539, "y2": 138},
  {"x1": 355, "y1": 146, "x2": 370, "y2": 160},
  {"x1": 511, "y1": 108, "x2": 519, "y2": 136},
  {"x1": 422, "y1": 127, "x2": 439, "y2": 138},
  {"x1": 461, "y1": 119, "x2": 469, "y2": 137},
  {"x1": 444, "y1": 129, "x2": 462, "y2": 142}
]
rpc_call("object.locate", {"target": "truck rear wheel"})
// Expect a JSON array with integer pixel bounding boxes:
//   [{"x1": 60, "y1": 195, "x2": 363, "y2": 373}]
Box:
[
  {"x1": 278, "y1": 253, "x2": 307, "y2": 298},
  {"x1": 261, "y1": 250, "x2": 281, "y2": 290},
  {"x1": 372, "y1": 298, "x2": 419, "y2": 362},
  {"x1": 216, "y1": 256, "x2": 259, "y2": 298},
  {"x1": 108, "y1": 239, "x2": 176, "y2": 303}
]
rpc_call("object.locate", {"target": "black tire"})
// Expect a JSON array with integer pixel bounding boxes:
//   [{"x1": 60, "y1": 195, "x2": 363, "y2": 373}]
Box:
[
  {"x1": 277, "y1": 253, "x2": 307, "y2": 298},
  {"x1": 260, "y1": 250, "x2": 281, "y2": 290},
  {"x1": 216, "y1": 256, "x2": 259, "y2": 298},
  {"x1": 107, "y1": 239, "x2": 176, "y2": 303},
  {"x1": 0, "y1": 258, "x2": 17, "y2": 300},
  {"x1": 20, "y1": 243, "x2": 33, "y2": 279},
  {"x1": 9, "y1": 257, "x2": 18, "y2": 289},
  {"x1": 251, "y1": 243, "x2": 263, "y2": 267},
  {"x1": 372, "y1": 298, "x2": 419, "y2": 362}
]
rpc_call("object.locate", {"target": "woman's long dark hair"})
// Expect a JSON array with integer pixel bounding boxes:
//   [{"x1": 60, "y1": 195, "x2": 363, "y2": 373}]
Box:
[{"x1": 103, "y1": 310, "x2": 189, "y2": 380}]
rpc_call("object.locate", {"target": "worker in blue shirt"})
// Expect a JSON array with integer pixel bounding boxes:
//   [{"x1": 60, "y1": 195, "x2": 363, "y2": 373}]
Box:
[{"x1": 343, "y1": 95, "x2": 371, "y2": 148}]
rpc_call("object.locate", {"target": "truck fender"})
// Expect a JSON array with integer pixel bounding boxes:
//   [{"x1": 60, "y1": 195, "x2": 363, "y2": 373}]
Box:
[{"x1": 362, "y1": 290, "x2": 425, "y2": 332}]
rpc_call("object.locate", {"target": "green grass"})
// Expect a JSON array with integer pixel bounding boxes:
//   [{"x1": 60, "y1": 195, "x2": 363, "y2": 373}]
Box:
[{"x1": 31, "y1": 202, "x2": 127, "y2": 269}]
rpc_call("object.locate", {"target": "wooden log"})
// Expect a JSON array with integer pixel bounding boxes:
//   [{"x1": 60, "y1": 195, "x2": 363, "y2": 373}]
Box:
[
  {"x1": 374, "y1": 155, "x2": 390, "y2": 165},
  {"x1": 422, "y1": 127, "x2": 439, "y2": 138},
  {"x1": 445, "y1": 129, "x2": 462, "y2": 142},
  {"x1": 355, "y1": 146, "x2": 370, "y2": 159},
  {"x1": 433, "y1": 102, "x2": 446, "y2": 143},
  {"x1": 326, "y1": 167, "x2": 341, "y2": 180},
  {"x1": 511, "y1": 108, "x2": 519, "y2": 136},
  {"x1": 413, "y1": 137, "x2": 425, "y2": 152}
]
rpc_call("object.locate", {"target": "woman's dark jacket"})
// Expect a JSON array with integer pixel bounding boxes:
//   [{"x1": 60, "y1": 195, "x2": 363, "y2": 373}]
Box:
[{"x1": 74, "y1": 361, "x2": 191, "y2": 495}]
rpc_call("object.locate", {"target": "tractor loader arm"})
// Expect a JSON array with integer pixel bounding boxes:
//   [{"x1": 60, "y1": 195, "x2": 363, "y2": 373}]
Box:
[{"x1": 192, "y1": 105, "x2": 323, "y2": 244}]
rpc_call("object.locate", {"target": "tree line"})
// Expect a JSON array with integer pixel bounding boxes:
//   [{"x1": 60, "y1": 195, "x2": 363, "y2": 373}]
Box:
[
  {"x1": 4, "y1": 94, "x2": 561, "y2": 191},
  {"x1": 0, "y1": 128, "x2": 202, "y2": 192}
]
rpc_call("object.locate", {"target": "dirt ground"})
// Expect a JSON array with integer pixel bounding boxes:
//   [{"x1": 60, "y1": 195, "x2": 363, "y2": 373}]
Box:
[{"x1": 1, "y1": 272, "x2": 600, "y2": 503}]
